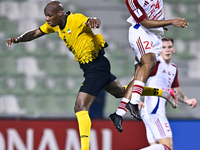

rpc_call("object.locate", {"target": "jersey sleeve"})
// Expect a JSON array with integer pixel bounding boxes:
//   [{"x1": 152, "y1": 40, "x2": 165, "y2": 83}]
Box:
[
  {"x1": 125, "y1": 0, "x2": 148, "y2": 23},
  {"x1": 83, "y1": 15, "x2": 90, "y2": 23},
  {"x1": 171, "y1": 68, "x2": 180, "y2": 88},
  {"x1": 39, "y1": 22, "x2": 55, "y2": 34},
  {"x1": 77, "y1": 13, "x2": 90, "y2": 27}
]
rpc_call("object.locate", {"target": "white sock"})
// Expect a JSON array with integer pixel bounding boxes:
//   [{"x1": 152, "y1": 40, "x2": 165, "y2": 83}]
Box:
[
  {"x1": 116, "y1": 97, "x2": 129, "y2": 116},
  {"x1": 130, "y1": 80, "x2": 145, "y2": 104}
]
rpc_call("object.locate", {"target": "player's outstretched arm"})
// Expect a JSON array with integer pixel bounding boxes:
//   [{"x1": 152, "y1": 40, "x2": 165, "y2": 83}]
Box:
[
  {"x1": 140, "y1": 18, "x2": 189, "y2": 29},
  {"x1": 174, "y1": 87, "x2": 197, "y2": 108},
  {"x1": 85, "y1": 17, "x2": 101, "y2": 29},
  {"x1": 6, "y1": 28, "x2": 45, "y2": 47}
]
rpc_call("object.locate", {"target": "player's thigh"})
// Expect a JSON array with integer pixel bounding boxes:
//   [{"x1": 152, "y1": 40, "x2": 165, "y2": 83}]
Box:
[
  {"x1": 143, "y1": 114, "x2": 172, "y2": 142},
  {"x1": 142, "y1": 115, "x2": 157, "y2": 144},
  {"x1": 128, "y1": 27, "x2": 161, "y2": 61},
  {"x1": 80, "y1": 56, "x2": 111, "y2": 97},
  {"x1": 103, "y1": 78, "x2": 124, "y2": 98},
  {"x1": 80, "y1": 70, "x2": 109, "y2": 97}
]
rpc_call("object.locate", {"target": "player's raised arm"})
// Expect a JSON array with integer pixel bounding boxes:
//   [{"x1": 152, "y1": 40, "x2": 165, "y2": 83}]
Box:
[{"x1": 6, "y1": 28, "x2": 45, "y2": 47}]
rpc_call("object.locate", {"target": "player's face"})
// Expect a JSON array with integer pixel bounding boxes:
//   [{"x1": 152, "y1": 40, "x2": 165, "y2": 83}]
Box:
[
  {"x1": 161, "y1": 41, "x2": 175, "y2": 64},
  {"x1": 44, "y1": 10, "x2": 61, "y2": 27}
]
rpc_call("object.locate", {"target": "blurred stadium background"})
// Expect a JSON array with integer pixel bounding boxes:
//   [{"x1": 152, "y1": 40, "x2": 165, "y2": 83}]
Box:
[{"x1": 0, "y1": 0, "x2": 200, "y2": 120}]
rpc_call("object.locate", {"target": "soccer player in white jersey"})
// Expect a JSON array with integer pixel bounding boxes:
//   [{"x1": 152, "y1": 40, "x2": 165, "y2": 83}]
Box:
[
  {"x1": 139, "y1": 37, "x2": 197, "y2": 150},
  {"x1": 109, "y1": 0, "x2": 189, "y2": 123}
]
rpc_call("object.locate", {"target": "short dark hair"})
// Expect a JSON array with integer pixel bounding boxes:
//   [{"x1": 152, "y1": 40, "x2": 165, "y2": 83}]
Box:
[
  {"x1": 45, "y1": 1, "x2": 64, "y2": 13},
  {"x1": 162, "y1": 37, "x2": 174, "y2": 44}
]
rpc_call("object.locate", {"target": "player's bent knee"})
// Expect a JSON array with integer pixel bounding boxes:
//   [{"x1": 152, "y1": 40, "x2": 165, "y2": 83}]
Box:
[{"x1": 74, "y1": 104, "x2": 86, "y2": 113}]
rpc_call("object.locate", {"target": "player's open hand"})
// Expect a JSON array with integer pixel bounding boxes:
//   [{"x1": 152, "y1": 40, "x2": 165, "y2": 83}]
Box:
[
  {"x1": 6, "y1": 37, "x2": 19, "y2": 47},
  {"x1": 171, "y1": 18, "x2": 189, "y2": 28},
  {"x1": 86, "y1": 17, "x2": 101, "y2": 29}
]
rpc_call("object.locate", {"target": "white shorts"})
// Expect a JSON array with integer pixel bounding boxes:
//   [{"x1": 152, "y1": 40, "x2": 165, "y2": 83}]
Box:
[
  {"x1": 128, "y1": 25, "x2": 162, "y2": 64},
  {"x1": 142, "y1": 113, "x2": 172, "y2": 144}
]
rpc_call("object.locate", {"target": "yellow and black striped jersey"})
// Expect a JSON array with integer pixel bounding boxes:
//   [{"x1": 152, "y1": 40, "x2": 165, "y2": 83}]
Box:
[{"x1": 40, "y1": 12, "x2": 106, "y2": 64}]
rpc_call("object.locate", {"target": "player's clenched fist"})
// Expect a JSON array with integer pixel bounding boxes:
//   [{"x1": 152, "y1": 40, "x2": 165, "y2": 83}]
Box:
[{"x1": 85, "y1": 17, "x2": 101, "y2": 29}]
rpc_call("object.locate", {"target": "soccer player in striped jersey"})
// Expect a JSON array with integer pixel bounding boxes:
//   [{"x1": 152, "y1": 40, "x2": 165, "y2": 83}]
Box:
[
  {"x1": 5, "y1": 1, "x2": 180, "y2": 150},
  {"x1": 139, "y1": 37, "x2": 197, "y2": 150},
  {"x1": 110, "y1": 0, "x2": 189, "y2": 122}
]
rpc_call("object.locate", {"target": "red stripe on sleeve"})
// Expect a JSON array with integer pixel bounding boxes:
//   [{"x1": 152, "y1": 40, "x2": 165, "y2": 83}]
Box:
[{"x1": 125, "y1": 0, "x2": 148, "y2": 23}]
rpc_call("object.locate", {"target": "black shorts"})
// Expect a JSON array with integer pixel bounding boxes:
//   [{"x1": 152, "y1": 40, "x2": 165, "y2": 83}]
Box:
[{"x1": 79, "y1": 50, "x2": 116, "y2": 97}]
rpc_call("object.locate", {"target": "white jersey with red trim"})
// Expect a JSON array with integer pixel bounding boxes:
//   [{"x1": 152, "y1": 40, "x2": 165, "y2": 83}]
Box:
[
  {"x1": 141, "y1": 56, "x2": 179, "y2": 116},
  {"x1": 126, "y1": 0, "x2": 165, "y2": 34}
]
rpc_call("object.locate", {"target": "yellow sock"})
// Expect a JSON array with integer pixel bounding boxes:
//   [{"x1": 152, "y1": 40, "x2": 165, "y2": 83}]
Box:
[
  {"x1": 124, "y1": 85, "x2": 163, "y2": 97},
  {"x1": 76, "y1": 111, "x2": 91, "y2": 150},
  {"x1": 142, "y1": 86, "x2": 163, "y2": 97},
  {"x1": 124, "y1": 85, "x2": 128, "y2": 90}
]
